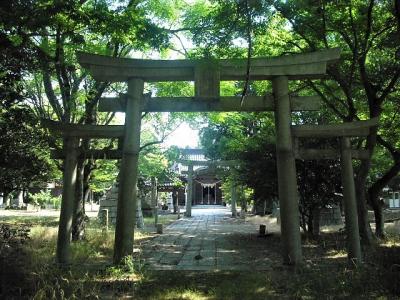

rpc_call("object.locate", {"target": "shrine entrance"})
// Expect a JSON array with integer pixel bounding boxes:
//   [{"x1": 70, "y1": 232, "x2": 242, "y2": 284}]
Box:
[
  {"x1": 178, "y1": 149, "x2": 224, "y2": 206},
  {"x1": 193, "y1": 168, "x2": 222, "y2": 205},
  {"x1": 45, "y1": 48, "x2": 378, "y2": 266},
  {"x1": 199, "y1": 184, "x2": 218, "y2": 205}
]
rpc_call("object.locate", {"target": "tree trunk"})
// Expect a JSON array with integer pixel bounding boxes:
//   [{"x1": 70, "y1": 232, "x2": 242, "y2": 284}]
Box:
[
  {"x1": 312, "y1": 207, "x2": 321, "y2": 237},
  {"x1": 136, "y1": 190, "x2": 144, "y2": 229},
  {"x1": 300, "y1": 210, "x2": 307, "y2": 233},
  {"x1": 253, "y1": 197, "x2": 266, "y2": 215},
  {"x1": 3, "y1": 192, "x2": 10, "y2": 207},
  {"x1": 240, "y1": 186, "x2": 248, "y2": 212},
  {"x1": 172, "y1": 190, "x2": 178, "y2": 214},
  {"x1": 72, "y1": 158, "x2": 86, "y2": 241},
  {"x1": 241, "y1": 200, "x2": 248, "y2": 212},
  {"x1": 368, "y1": 177, "x2": 385, "y2": 239},
  {"x1": 307, "y1": 211, "x2": 314, "y2": 236},
  {"x1": 371, "y1": 198, "x2": 385, "y2": 238},
  {"x1": 82, "y1": 161, "x2": 92, "y2": 203},
  {"x1": 355, "y1": 163, "x2": 374, "y2": 244},
  {"x1": 368, "y1": 159, "x2": 400, "y2": 238}
]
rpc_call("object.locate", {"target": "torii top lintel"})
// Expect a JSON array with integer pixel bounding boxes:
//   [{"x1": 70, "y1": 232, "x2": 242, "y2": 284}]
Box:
[{"x1": 77, "y1": 48, "x2": 340, "y2": 83}]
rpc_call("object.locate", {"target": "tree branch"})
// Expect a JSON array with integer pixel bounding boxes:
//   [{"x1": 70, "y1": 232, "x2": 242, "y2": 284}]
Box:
[
  {"x1": 363, "y1": 0, "x2": 375, "y2": 54},
  {"x1": 240, "y1": 0, "x2": 252, "y2": 106},
  {"x1": 139, "y1": 140, "x2": 163, "y2": 152},
  {"x1": 376, "y1": 135, "x2": 400, "y2": 160},
  {"x1": 171, "y1": 32, "x2": 189, "y2": 56},
  {"x1": 378, "y1": 68, "x2": 400, "y2": 103},
  {"x1": 41, "y1": 66, "x2": 63, "y2": 121},
  {"x1": 369, "y1": 160, "x2": 400, "y2": 201},
  {"x1": 306, "y1": 80, "x2": 347, "y2": 120}
]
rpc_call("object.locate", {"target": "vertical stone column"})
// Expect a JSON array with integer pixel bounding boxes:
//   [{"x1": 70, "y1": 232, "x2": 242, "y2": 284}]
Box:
[
  {"x1": 273, "y1": 76, "x2": 302, "y2": 265},
  {"x1": 56, "y1": 137, "x2": 78, "y2": 264},
  {"x1": 340, "y1": 137, "x2": 362, "y2": 263},
  {"x1": 231, "y1": 182, "x2": 237, "y2": 217},
  {"x1": 113, "y1": 78, "x2": 144, "y2": 264},
  {"x1": 214, "y1": 183, "x2": 217, "y2": 204},
  {"x1": 151, "y1": 177, "x2": 158, "y2": 225},
  {"x1": 185, "y1": 163, "x2": 193, "y2": 217}
]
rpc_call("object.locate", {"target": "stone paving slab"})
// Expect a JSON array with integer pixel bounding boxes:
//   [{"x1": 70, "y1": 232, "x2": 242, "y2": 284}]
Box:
[{"x1": 140, "y1": 206, "x2": 281, "y2": 271}]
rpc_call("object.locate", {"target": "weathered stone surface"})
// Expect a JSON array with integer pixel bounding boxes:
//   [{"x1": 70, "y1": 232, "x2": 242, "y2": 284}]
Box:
[
  {"x1": 77, "y1": 48, "x2": 341, "y2": 82},
  {"x1": 319, "y1": 205, "x2": 343, "y2": 226},
  {"x1": 98, "y1": 181, "x2": 154, "y2": 225}
]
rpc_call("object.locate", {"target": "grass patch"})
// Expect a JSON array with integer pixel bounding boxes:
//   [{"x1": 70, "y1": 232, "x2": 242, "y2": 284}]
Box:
[
  {"x1": 144, "y1": 213, "x2": 180, "y2": 227},
  {"x1": 0, "y1": 215, "x2": 59, "y2": 226},
  {"x1": 134, "y1": 267, "x2": 390, "y2": 299},
  {"x1": 1, "y1": 215, "x2": 399, "y2": 299}
]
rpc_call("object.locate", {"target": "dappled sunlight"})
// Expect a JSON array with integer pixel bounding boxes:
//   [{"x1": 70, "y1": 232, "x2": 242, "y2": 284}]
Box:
[
  {"x1": 255, "y1": 287, "x2": 267, "y2": 294},
  {"x1": 381, "y1": 238, "x2": 400, "y2": 247},
  {"x1": 320, "y1": 225, "x2": 344, "y2": 233},
  {"x1": 244, "y1": 214, "x2": 281, "y2": 233},
  {"x1": 156, "y1": 289, "x2": 211, "y2": 300},
  {"x1": 324, "y1": 249, "x2": 347, "y2": 259},
  {"x1": 384, "y1": 221, "x2": 400, "y2": 236},
  {"x1": 30, "y1": 225, "x2": 58, "y2": 241},
  {"x1": 135, "y1": 230, "x2": 153, "y2": 241}
]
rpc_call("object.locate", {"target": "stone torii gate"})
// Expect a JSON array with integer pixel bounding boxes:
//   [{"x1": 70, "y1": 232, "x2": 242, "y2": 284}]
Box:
[
  {"x1": 45, "y1": 48, "x2": 377, "y2": 266},
  {"x1": 177, "y1": 157, "x2": 237, "y2": 217},
  {"x1": 292, "y1": 118, "x2": 378, "y2": 262}
]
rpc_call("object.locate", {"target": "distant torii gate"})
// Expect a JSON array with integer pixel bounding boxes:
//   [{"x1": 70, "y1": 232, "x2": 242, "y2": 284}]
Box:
[
  {"x1": 44, "y1": 48, "x2": 378, "y2": 266},
  {"x1": 177, "y1": 158, "x2": 237, "y2": 217}
]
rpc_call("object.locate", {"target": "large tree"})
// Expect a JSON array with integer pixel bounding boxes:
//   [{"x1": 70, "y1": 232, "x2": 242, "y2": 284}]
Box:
[
  {"x1": 0, "y1": 106, "x2": 55, "y2": 203},
  {"x1": 1, "y1": 0, "x2": 179, "y2": 239},
  {"x1": 184, "y1": 0, "x2": 400, "y2": 241},
  {"x1": 267, "y1": 0, "x2": 400, "y2": 240}
]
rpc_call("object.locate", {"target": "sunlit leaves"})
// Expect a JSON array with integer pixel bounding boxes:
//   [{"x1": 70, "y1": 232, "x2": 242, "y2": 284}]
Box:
[{"x1": 0, "y1": 106, "x2": 57, "y2": 194}]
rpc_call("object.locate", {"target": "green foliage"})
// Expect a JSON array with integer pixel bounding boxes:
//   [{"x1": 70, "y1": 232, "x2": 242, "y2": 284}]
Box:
[
  {"x1": 0, "y1": 106, "x2": 57, "y2": 195},
  {"x1": 89, "y1": 160, "x2": 119, "y2": 193},
  {"x1": 30, "y1": 190, "x2": 61, "y2": 209},
  {"x1": 183, "y1": 0, "x2": 271, "y2": 57},
  {"x1": 106, "y1": 255, "x2": 146, "y2": 278}
]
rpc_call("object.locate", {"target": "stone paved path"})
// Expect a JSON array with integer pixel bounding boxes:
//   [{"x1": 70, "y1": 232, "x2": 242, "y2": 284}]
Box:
[{"x1": 140, "y1": 205, "x2": 281, "y2": 270}]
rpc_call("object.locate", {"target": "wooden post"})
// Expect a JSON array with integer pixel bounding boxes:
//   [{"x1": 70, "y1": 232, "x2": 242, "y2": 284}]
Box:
[
  {"x1": 231, "y1": 183, "x2": 237, "y2": 217},
  {"x1": 273, "y1": 76, "x2": 302, "y2": 265},
  {"x1": 340, "y1": 137, "x2": 362, "y2": 263},
  {"x1": 56, "y1": 137, "x2": 78, "y2": 264},
  {"x1": 185, "y1": 163, "x2": 193, "y2": 217},
  {"x1": 113, "y1": 78, "x2": 144, "y2": 264},
  {"x1": 151, "y1": 177, "x2": 158, "y2": 226}
]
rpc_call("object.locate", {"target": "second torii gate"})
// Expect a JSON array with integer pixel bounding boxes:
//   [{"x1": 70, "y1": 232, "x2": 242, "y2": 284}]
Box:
[
  {"x1": 45, "y1": 48, "x2": 378, "y2": 266},
  {"x1": 177, "y1": 158, "x2": 237, "y2": 217}
]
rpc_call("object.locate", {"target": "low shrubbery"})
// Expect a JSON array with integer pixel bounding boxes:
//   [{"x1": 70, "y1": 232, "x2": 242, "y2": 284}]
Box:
[{"x1": 30, "y1": 190, "x2": 61, "y2": 209}]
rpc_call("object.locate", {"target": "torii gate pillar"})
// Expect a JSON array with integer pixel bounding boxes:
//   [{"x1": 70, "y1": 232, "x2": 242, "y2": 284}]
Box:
[
  {"x1": 273, "y1": 76, "x2": 302, "y2": 265},
  {"x1": 185, "y1": 163, "x2": 194, "y2": 217},
  {"x1": 113, "y1": 78, "x2": 143, "y2": 264},
  {"x1": 340, "y1": 137, "x2": 362, "y2": 263},
  {"x1": 56, "y1": 137, "x2": 78, "y2": 264},
  {"x1": 231, "y1": 182, "x2": 238, "y2": 217}
]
